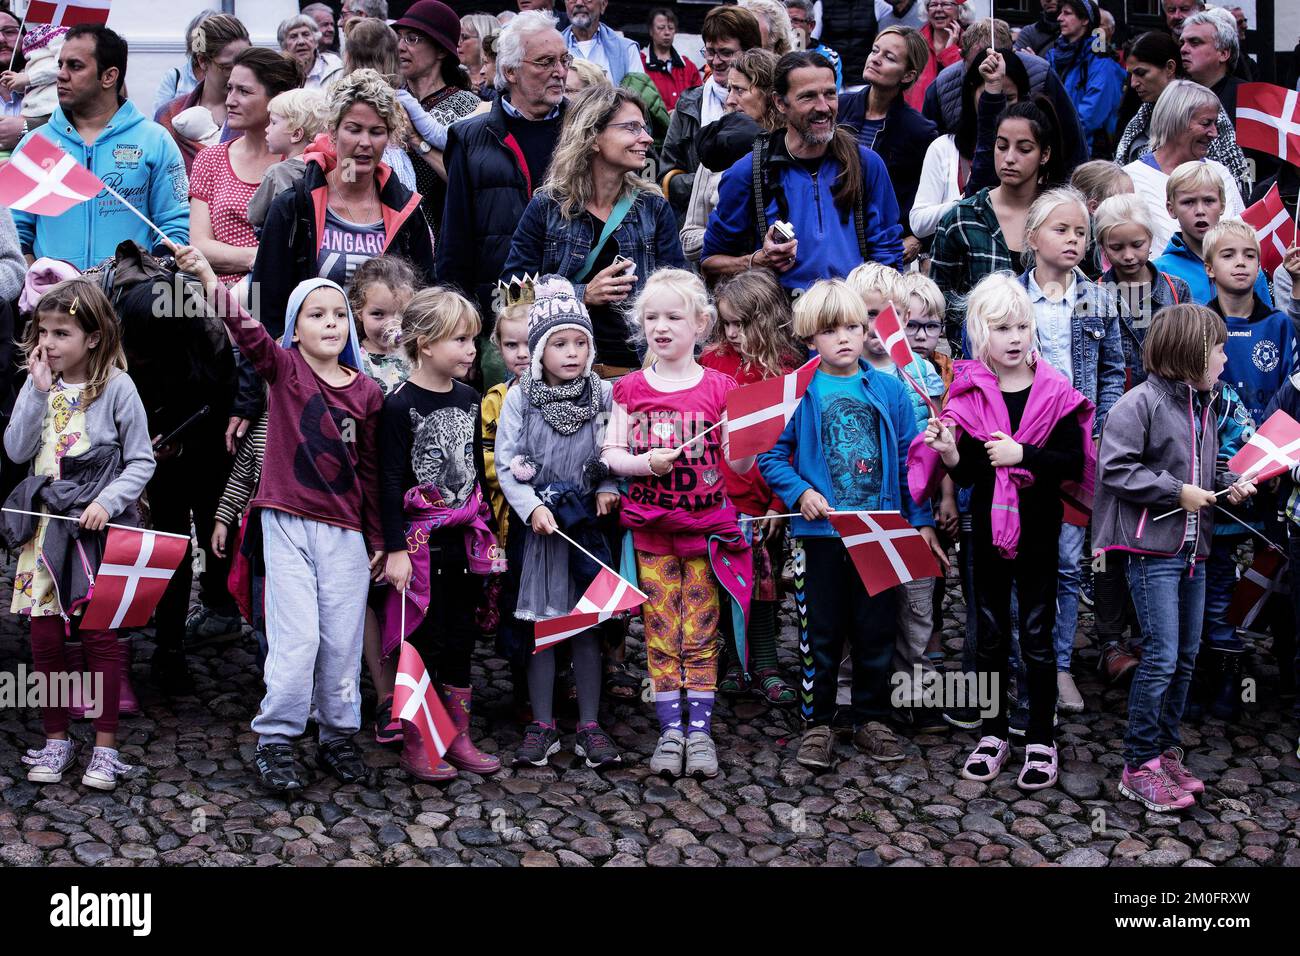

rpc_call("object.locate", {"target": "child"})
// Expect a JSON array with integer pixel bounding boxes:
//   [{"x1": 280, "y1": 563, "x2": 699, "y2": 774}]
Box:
[
  {"x1": 497, "y1": 277, "x2": 622, "y2": 768},
  {"x1": 1152, "y1": 162, "x2": 1273, "y2": 308},
  {"x1": 211, "y1": 416, "x2": 268, "y2": 663},
  {"x1": 175, "y1": 245, "x2": 383, "y2": 793},
  {"x1": 0, "y1": 25, "x2": 66, "y2": 128},
  {"x1": 6, "y1": 280, "x2": 155, "y2": 790},
  {"x1": 900, "y1": 273, "x2": 954, "y2": 396},
  {"x1": 1069, "y1": 159, "x2": 1134, "y2": 279},
  {"x1": 601, "y1": 268, "x2": 755, "y2": 780},
  {"x1": 910, "y1": 273, "x2": 1093, "y2": 790},
  {"x1": 758, "y1": 279, "x2": 940, "y2": 771},
  {"x1": 1019, "y1": 185, "x2": 1125, "y2": 713},
  {"x1": 847, "y1": 263, "x2": 947, "y2": 728},
  {"x1": 349, "y1": 255, "x2": 415, "y2": 397},
  {"x1": 700, "y1": 270, "x2": 803, "y2": 705},
  {"x1": 247, "y1": 87, "x2": 330, "y2": 228},
  {"x1": 381, "y1": 288, "x2": 502, "y2": 782},
  {"x1": 1092, "y1": 303, "x2": 1255, "y2": 810}
]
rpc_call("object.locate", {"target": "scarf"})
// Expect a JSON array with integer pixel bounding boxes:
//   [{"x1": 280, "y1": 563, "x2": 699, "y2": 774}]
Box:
[
  {"x1": 524, "y1": 372, "x2": 602, "y2": 436},
  {"x1": 908, "y1": 357, "x2": 1096, "y2": 559},
  {"x1": 1050, "y1": 34, "x2": 1090, "y2": 86}
]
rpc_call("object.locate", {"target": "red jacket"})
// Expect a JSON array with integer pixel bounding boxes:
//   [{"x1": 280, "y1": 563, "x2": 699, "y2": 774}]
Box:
[{"x1": 641, "y1": 47, "x2": 702, "y2": 111}]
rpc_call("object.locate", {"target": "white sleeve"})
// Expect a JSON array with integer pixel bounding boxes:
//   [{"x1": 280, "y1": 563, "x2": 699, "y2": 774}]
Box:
[
  {"x1": 626, "y1": 39, "x2": 645, "y2": 75},
  {"x1": 910, "y1": 136, "x2": 956, "y2": 240}
]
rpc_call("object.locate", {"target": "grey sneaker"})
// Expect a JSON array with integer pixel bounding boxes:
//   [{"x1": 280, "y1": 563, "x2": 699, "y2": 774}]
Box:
[
  {"x1": 22, "y1": 738, "x2": 76, "y2": 784},
  {"x1": 649, "y1": 729, "x2": 686, "y2": 777},
  {"x1": 81, "y1": 746, "x2": 133, "y2": 791},
  {"x1": 852, "y1": 721, "x2": 906, "y2": 762},
  {"x1": 184, "y1": 605, "x2": 245, "y2": 646},
  {"x1": 684, "y1": 731, "x2": 719, "y2": 778},
  {"x1": 796, "y1": 724, "x2": 834, "y2": 770}
]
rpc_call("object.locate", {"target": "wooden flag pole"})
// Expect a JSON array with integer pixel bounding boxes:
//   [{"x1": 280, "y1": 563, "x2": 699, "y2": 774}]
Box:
[
  {"x1": 5, "y1": 7, "x2": 26, "y2": 72},
  {"x1": 99, "y1": 180, "x2": 175, "y2": 249},
  {"x1": 0, "y1": 506, "x2": 191, "y2": 539},
  {"x1": 553, "y1": 527, "x2": 623, "y2": 580},
  {"x1": 668, "y1": 418, "x2": 724, "y2": 456}
]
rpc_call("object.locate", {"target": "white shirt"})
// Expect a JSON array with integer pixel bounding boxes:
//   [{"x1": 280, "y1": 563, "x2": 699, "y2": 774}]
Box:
[
  {"x1": 911, "y1": 134, "x2": 962, "y2": 239},
  {"x1": 701, "y1": 77, "x2": 729, "y2": 127},
  {"x1": 1028, "y1": 269, "x2": 1078, "y2": 383}
]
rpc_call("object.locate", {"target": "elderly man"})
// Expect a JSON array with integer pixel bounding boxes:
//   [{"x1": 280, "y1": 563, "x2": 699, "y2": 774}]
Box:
[
  {"x1": 340, "y1": 0, "x2": 389, "y2": 41},
  {"x1": 561, "y1": 0, "x2": 642, "y2": 85},
  {"x1": 1183, "y1": 8, "x2": 1270, "y2": 177},
  {"x1": 302, "y1": 3, "x2": 339, "y2": 53},
  {"x1": 1163, "y1": 0, "x2": 1201, "y2": 39},
  {"x1": 437, "y1": 9, "x2": 569, "y2": 381}
]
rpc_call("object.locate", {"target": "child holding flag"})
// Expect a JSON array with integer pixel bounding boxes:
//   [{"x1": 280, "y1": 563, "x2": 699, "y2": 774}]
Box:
[{"x1": 6, "y1": 280, "x2": 155, "y2": 791}]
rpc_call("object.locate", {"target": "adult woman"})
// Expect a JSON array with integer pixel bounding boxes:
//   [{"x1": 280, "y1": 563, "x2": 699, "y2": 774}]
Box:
[
  {"x1": 904, "y1": 0, "x2": 962, "y2": 111},
  {"x1": 341, "y1": 18, "x2": 420, "y2": 193},
  {"x1": 152, "y1": 10, "x2": 207, "y2": 118},
  {"x1": 930, "y1": 97, "x2": 1064, "y2": 352},
  {"x1": 250, "y1": 69, "x2": 435, "y2": 337},
  {"x1": 681, "y1": 48, "x2": 779, "y2": 263},
  {"x1": 1046, "y1": 0, "x2": 1124, "y2": 157},
  {"x1": 190, "y1": 48, "x2": 302, "y2": 288},
  {"x1": 912, "y1": 47, "x2": 1030, "y2": 239},
  {"x1": 279, "y1": 14, "x2": 344, "y2": 91},
  {"x1": 156, "y1": 14, "x2": 250, "y2": 173},
  {"x1": 1121, "y1": 78, "x2": 1245, "y2": 257},
  {"x1": 459, "y1": 13, "x2": 500, "y2": 91},
  {"x1": 502, "y1": 86, "x2": 686, "y2": 375},
  {"x1": 566, "y1": 58, "x2": 611, "y2": 94},
  {"x1": 838, "y1": 25, "x2": 939, "y2": 264},
  {"x1": 1114, "y1": 31, "x2": 1250, "y2": 198}
]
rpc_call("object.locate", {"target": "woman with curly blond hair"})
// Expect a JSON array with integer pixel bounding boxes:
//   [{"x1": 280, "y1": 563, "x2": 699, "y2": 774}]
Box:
[
  {"x1": 250, "y1": 69, "x2": 434, "y2": 337},
  {"x1": 501, "y1": 85, "x2": 686, "y2": 376}
]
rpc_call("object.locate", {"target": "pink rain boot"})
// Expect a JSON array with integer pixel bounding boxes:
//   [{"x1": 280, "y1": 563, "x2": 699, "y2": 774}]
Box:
[
  {"x1": 117, "y1": 635, "x2": 140, "y2": 716},
  {"x1": 399, "y1": 725, "x2": 457, "y2": 782},
  {"x1": 64, "y1": 641, "x2": 87, "y2": 719},
  {"x1": 439, "y1": 685, "x2": 500, "y2": 775}
]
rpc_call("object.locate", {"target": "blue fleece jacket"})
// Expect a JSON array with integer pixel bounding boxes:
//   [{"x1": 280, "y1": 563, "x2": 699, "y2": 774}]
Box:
[
  {"x1": 12, "y1": 100, "x2": 189, "y2": 270},
  {"x1": 1152, "y1": 232, "x2": 1273, "y2": 308},
  {"x1": 701, "y1": 136, "x2": 903, "y2": 292},
  {"x1": 758, "y1": 359, "x2": 933, "y2": 539},
  {"x1": 1211, "y1": 293, "x2": 1296, "y2": 428}
]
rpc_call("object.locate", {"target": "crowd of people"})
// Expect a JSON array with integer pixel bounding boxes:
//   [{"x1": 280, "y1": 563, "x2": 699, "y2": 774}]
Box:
[{"x1": 0, "y1": 0, "x2": 1298, "y2": 819}]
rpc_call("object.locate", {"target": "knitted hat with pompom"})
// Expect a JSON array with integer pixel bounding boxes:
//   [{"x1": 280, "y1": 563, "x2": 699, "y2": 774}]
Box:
[{"x1": 527, "y1": 275, "x2": 595, "y2": 381}]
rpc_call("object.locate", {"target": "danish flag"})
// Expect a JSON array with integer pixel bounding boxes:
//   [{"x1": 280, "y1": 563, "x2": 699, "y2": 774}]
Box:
[
  {"x1": 1227, "y1": 409, "x2": 1300, "y2": 483},
  {"x1": 1226, "y1": 547, "x2": 1288, "y2": 631},
  {"x1": 726, "y1": 355, "x2": 820, "y2": 459},
  {"x1": 393, "y1": 643, "x2": 457, "y2": 759},
  {"x1": 828, "y1": 510, "x2": 941, "y2": 597},
  {"x1": 871, "y1": 302, "x2": 940, "y2": 416},
  {"x1": 80, "y1": 527, "x2": 190, "y2": 630},
  {"x1": 1236, "y1": 83, "x2": 1300, "y2": 166},
  {"x1": 534, "y1": 567, "x2": 647, "y2": 652},
  {"x1": 0, "y1": 136, "x2": 104, "y2": 217},
  {"x1": 1241, "y1": 184, "x2": 1296, "y2": 277},
  {"x1": 24, "y1": 0, "x2": 112, "y2": 28}
]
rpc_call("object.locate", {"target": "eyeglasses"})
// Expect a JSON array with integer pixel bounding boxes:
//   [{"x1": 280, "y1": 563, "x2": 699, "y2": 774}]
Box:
[
  {"x1": 906, "y1": 321, "x2": 943, "y2": 336},
  {"x1": 524, "y1": 53, "x2": 574, "y2": 71},
  {"x1": 396, "y1": 30, "x2": 427, "y2": 46},
  {"x1": 607, "y1": 120, "x2": 652, "y2": 136},
  {"x1": 0, "y1": 26, "x2": 20, "y2": 37},
  {"x1": 701, "y1": 46, "x2": 740, "y2": 62}
]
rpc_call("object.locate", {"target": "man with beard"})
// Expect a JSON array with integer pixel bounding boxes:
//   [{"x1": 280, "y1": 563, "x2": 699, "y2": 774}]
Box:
[
  {"x1": 560, "y1": 0, "x2": 642, "y2": 85},
  {"x1": 701, "y1": 50, "x2": 903, "y2": 294}
]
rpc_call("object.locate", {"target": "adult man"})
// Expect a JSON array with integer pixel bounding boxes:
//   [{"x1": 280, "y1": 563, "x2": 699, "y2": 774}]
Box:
[
  {"x1": 438, "y1": 10, "x2": 568, "y2": 381},
  {"x1": 875, "y1": 0, "x2": 923, "y2": 31},
  {"x1": 1181, "y1": 8, "x2": 1240, "y2": 114},
  {"x1": 302, "y1": 3, "x2": 338, "y2": 53},
  {"x1": 1163, "y1": 0, "x2": 1201, "y2": 39},
  {"x1": 786, "y1": 0, "x2": 842, "y2": 89},
  {"x1": 817, "y1": 0, "x2": 878, "y2": 84},
  {"x1": 0, "y1": 8, "x2": 24, "y2": 155},
  {"x1": 701, "y1": 51, "x2": 903, "y2": 292},
  {"x1": 12, "y1": 24, "x2": 189, "y2": 270},
  {"x1": 517, "y1": 0, "x2": 569, "y2": 29},
  {"x1": 641, "y1": 7, "x2": 701, "y2": 111},
  {"x1": 660, "y1": 5, "x2": 762, "y2": 219},
  {"x1": 340, "y1": 0, "x2": 389, "y2": 41},
  {"x1": 561, "y1": 0, "x2": 642, "y2": 85},
  {"x1": 1014, "y1": 0, "x2": 1061, "y2": 56}
]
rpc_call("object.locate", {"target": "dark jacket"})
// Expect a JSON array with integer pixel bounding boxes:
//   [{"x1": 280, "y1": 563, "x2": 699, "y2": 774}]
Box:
[
  {"x1": 818, "y1": 0, "x2": 879, "y2": 86},
  {"x1": 661, "y1": 84, "x2": 705, "y2": 215},
  {"x1": 838, "y1": 88, "x2": 939, "y2": 240},
  {"x1": 436, "y1": 95, "x2": 567, "y2": 320},
  {"x1": 1099, "y1": 265, "x2": 1191, "y2": 391},
  {"x1": 697, "y1": 111, "x2": 763, "y2": 173},
  {"x1": 1013, "y1": 14, "x2": 1060, "y2": 56},
  {"x1": 249, "y1": 148, "x2": 433, "y2": 338}
]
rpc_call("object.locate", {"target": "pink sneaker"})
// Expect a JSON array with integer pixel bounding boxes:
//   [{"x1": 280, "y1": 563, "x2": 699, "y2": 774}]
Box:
[
  {"x1": 1160, "y1": 748, "x2": 1205, "y2": 795},
  {"x1": 960, "y1": 735, "x2": 1010, "y2": 781},
  {"x1": 1119, "y1": 757, "x2": 1195, "y2": 812}
]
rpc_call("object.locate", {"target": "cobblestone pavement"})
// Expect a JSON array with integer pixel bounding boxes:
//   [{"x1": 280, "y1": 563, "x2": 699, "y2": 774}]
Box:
[{"x1": 1, "y1": 558, "x2": 1298, "y2": 868}]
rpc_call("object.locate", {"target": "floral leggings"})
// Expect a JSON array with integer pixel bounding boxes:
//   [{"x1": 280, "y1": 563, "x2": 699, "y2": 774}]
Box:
[{"x1": 637, "y1": 551, "x2": 720, "y2": 693}]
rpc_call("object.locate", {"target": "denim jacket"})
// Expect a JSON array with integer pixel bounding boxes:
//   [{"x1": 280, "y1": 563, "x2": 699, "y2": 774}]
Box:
[
  {"x1": 1099, "y1": 265, "x2": 1191, "y2": 392},
  {"x1": 1017, "y1": 267, "x2": 1125, "y2": 436},
  {"x1": 500, "y1": 189, "x2": 687, "y2": 306}
]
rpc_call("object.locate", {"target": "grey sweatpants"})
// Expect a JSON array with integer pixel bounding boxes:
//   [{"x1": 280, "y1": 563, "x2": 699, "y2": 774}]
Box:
[{"x1": 252, "y1": 509, "x2": 369, "y2": 745}]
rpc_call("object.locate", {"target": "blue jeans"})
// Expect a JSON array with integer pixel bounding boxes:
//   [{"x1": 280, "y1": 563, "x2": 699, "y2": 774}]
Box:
[
  {"x1": 1053, "y1": 522, "x2": 1087, "y2": 670},
  {"x1": 1286, "y1": 524, "x2": 1300, "y2": 719},
  {"x1": 1124, "y1": 545, "x2": 1206, "y2": 767},
  {"x1": 1203, "y1": 536, "x2": 1247, "y2": 652}
]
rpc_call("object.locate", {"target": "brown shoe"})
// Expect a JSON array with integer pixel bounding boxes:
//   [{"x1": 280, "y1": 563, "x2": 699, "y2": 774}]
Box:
[
  {"x1": 852, "y1": 721, "x2": 905, "y2": 762},
  {"x1": 796, "y1": 724, "x2": 834, "y2": 770},
  {"x1": 1099, "y1": 641, "x2": 1139, "y2": 685}
]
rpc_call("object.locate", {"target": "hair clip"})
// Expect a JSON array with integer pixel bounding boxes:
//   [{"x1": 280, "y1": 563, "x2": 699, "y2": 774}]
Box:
[
  {"x1": 68, "y1": 295, "x2": 79, "y2": 316},
  {"x1": 495, "y1": 273, "x2": 538, "y2": 307}
]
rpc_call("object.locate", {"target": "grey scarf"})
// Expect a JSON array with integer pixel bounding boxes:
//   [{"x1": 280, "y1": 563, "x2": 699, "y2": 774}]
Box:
[{"x1": 524, "y1": 372, "x2": 602, "y2": 436}]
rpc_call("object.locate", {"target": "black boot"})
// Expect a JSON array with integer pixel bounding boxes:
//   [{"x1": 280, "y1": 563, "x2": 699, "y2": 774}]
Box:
[
  {"x1": 150, "y1": 644, "x2": 194, "y2": 696},
  {"x1": 1209, "y1": 649, "x2": 1245, "y2": 721}
]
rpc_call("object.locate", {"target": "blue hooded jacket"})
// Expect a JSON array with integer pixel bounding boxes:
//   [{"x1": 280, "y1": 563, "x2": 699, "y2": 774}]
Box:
[
  {"x1": 758, "y1": 359, "x2": 934, "y2": 539},
  {"x1": 280, "y1": 277, "x2": 364, "y2": 371},
  {"x1": 1210, "y1": 293, "x2": 1297, "y2": 429},
  {"x1": 1153, "y1": 232, "x2": 1274, "y2": 308},
  {"x1": 12, "y1": 100, "x2": 189, "y2": 270}
]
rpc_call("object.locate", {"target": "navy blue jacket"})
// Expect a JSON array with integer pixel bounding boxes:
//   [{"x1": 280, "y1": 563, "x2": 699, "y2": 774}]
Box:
[{"x1": 837, "y1": 89, "x2": 938, "y2": 241}]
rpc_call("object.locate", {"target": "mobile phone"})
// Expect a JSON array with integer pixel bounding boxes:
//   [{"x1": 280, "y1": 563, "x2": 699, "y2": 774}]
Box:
[
  {"x1": 771, "y1": 220, "x2": 796, "y2": 244},
  {"x1": 613, "y1": 254, "x2": 636, "y2": 273}
]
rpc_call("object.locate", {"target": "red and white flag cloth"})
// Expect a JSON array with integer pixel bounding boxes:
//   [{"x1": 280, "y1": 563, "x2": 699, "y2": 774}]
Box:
[
  {"x1": 80, "y1": 527, "x2": 190, "y2": 630},
  {"x1": 1236, "y1": 82, "x2": 1300, "y2": 167},
  {"x1": 1227, "y1": 409, "x2": 1300, "y2": 483},
  {"x1": 1227, "y1": 547, "x2": 1289, "y2": 630},
  {"x1": 24, "y1": 0, "x2": 112, "y2": 28},
  {"x1": 725, "y1": 355, "x2": 820, "y2": 459},
  {"x1": 871, "y1": 302, "x2": 940, "y2": 417},
  {"x1": 827, "y1": 511, "x2": 940, "y2": 597},
  {"x1": 534, "y1": 566, "x2": 648, "y2": 653},
  {"x1": 1242, "y1": 183, "x2": 1296, "y2": 278},
  {"x1": 0, "y1": 136, "x2": 104, "y2": 216},
  {"x1": 393, "y1": 643, "x2": 457, "y2": 759}
]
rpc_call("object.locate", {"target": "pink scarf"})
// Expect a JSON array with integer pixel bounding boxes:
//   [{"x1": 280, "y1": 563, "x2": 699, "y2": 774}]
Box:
[{"x1": 908, "y1": 356, "x2": 1096, "y2": 558}]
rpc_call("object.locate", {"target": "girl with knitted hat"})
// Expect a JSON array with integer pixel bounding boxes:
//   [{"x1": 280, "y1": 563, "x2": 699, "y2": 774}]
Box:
[{"x1": 496, "y1": 276, "x2": 624, "y2": 769}]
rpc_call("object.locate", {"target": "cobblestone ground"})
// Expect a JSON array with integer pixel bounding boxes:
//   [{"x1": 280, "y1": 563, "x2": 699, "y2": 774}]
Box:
[{"x1": 1, "y1": 555, "x2": 1298, "y2": 869}]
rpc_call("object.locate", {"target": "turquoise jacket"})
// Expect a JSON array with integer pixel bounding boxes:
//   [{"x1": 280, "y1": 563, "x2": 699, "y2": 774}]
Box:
[{"x1": 12, "y1": 100, "x2": 189, "y2": 270}]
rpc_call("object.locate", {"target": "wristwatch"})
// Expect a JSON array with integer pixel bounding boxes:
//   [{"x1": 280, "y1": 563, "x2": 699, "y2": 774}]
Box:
[{"x1": 414, "y1": 139, "x2": 432, "y2": 155}]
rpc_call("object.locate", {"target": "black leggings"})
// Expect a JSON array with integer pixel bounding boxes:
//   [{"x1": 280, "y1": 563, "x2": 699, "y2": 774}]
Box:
[{"x1": 409, "y1": 544, "x2": 483, "y2": 688}]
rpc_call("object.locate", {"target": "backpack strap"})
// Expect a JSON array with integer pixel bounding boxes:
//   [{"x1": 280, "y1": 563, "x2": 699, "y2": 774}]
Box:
[
  {"x1": 1161, "y1": 272, "x2": 1180, "y2": 304},
  {"x1": 751, "y1": 133, "x2": 770, "y2": 249},
  {"x1": 854, "y1": 171, "x2": 868, "y2": 262}
]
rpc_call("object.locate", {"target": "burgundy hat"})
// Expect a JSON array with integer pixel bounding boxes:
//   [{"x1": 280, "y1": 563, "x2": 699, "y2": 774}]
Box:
[{"x1": 393, "y1": 0, "x2": 461, "y2": 57}]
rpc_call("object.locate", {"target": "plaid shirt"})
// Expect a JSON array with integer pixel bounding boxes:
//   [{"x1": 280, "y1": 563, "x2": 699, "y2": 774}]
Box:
[{"x1": 929, "y1": 188, "x2": 1017, "y2": 355}]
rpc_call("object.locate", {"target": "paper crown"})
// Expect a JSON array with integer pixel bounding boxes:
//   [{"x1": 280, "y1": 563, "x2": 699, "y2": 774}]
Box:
[{"x1": 496, "y1": 273, "x2": 539, "y2": 307}]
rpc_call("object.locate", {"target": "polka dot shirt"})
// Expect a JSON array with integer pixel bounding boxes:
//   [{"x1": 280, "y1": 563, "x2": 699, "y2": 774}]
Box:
[{"x1": 189, "y1": 143, "x2": 261, "y2": 286}]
